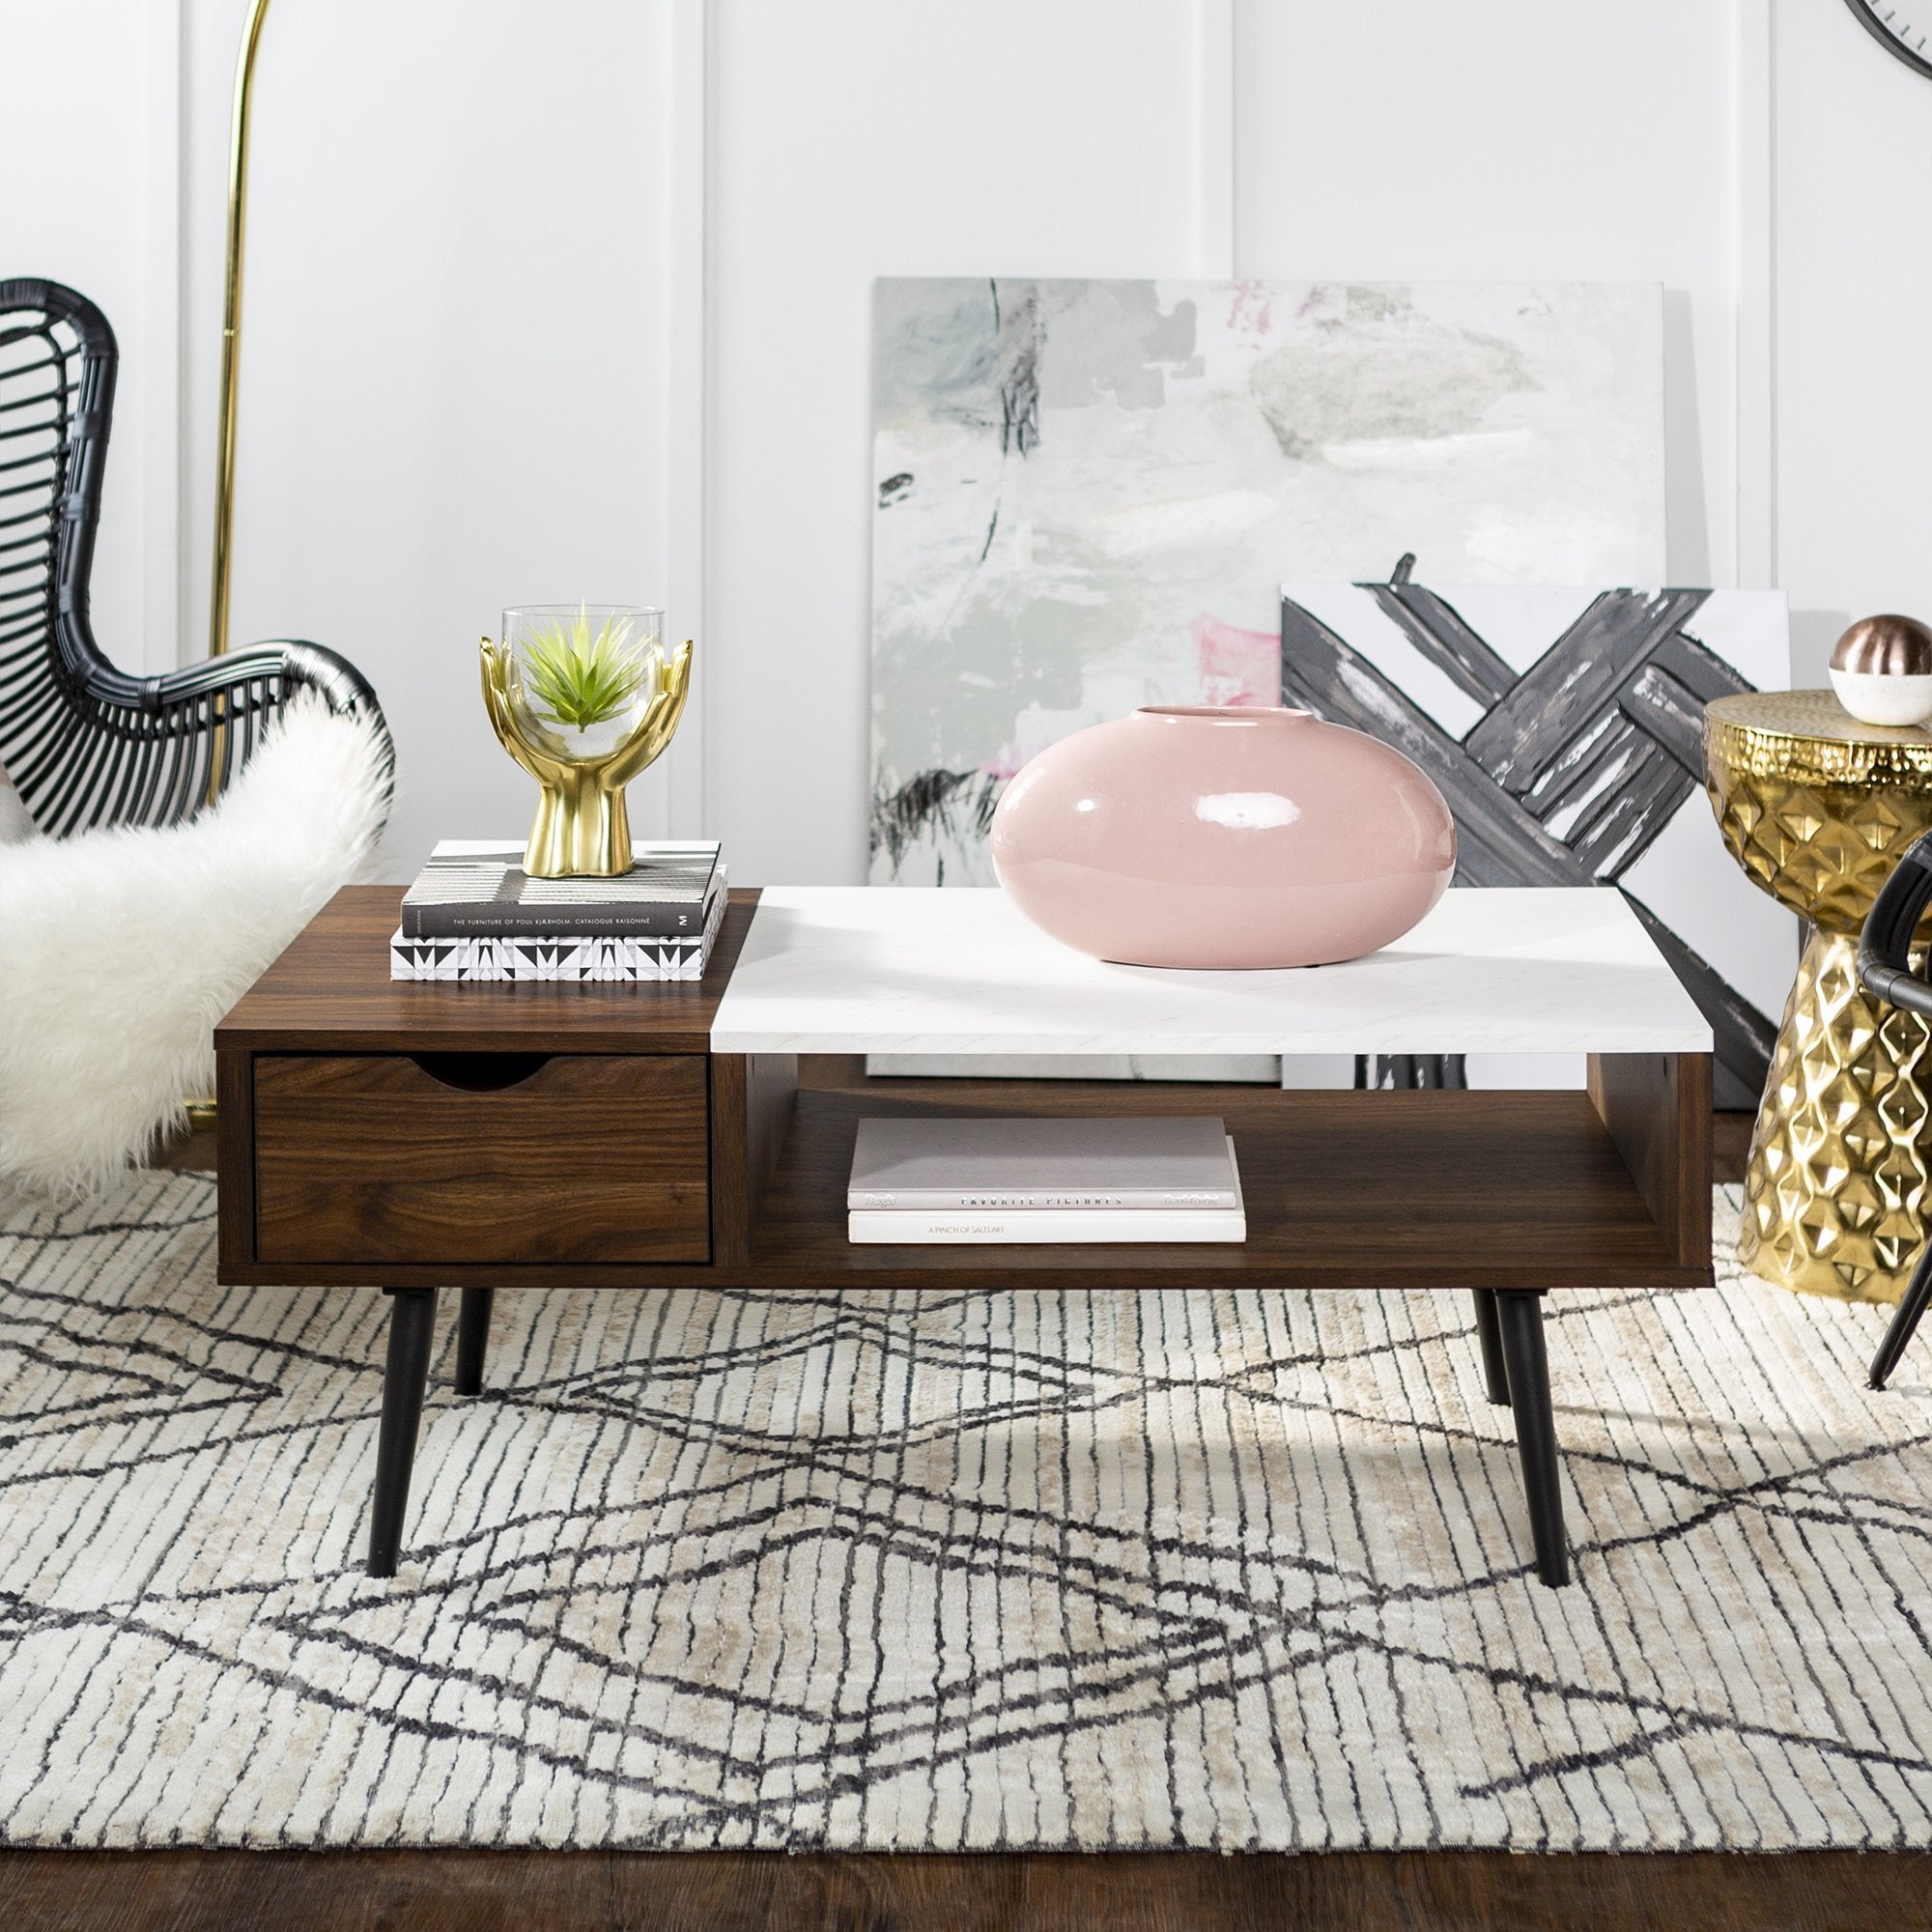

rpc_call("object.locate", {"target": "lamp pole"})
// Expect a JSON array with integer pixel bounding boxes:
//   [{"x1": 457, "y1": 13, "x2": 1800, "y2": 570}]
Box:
[{"x1": 207, "y1": 0, "x2": 275, "y2": 661}]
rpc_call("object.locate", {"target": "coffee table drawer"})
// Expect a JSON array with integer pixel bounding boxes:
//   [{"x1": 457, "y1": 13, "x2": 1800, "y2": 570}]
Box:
[{"x1": 252, "y1": 1053, "x2": 709, "y2": 1265}]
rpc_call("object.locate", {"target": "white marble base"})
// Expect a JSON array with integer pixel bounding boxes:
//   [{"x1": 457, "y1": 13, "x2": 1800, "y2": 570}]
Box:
[
  {"x1": 709, "y1": 887, "x2": 1712, "y2": 1057},
  {"x1": 1829, "y1": 666, "x2": 1932, "y2": 727}
]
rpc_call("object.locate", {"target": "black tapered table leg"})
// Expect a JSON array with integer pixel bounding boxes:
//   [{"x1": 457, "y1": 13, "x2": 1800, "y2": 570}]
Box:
[
  {"x1": 455, "y1": 1286, "x2": 494, "y2": 1398},
  {"x1": 1871, "y1": 1237, "x2": 1932, "y2": 1389},
  {"x1": 367, "y1": 1287, "x2": 439, "y2": 1578},
  {"x1": 1495, "y1": 1291, "x2": 1570, "y2": 1588},
  {"x1": 1471, "y1": 1289, "x2": 1511, "y2": 1406}
]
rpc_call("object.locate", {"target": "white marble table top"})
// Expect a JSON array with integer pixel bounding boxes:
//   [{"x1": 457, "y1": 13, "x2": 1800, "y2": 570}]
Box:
[{"x1": 708, "y1": 887, "x2": 1713, "y2": 1057}]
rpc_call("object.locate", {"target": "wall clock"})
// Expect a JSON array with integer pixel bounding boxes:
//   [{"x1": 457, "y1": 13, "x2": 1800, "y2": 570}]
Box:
[{"x1": 1845, "y1": 0, "x2": 1932, "y2": 78}]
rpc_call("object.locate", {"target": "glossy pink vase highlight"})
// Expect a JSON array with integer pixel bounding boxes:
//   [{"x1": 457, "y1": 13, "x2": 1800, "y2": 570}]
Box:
[{"x1": 990, "y1": 706, "x2": 1456, "y2": 969}]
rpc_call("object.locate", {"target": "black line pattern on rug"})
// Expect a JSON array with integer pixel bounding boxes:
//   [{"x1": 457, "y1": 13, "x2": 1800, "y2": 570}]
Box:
[{"x1": 3, "y1": 1177, "x2": 1929, "y2": 1851}]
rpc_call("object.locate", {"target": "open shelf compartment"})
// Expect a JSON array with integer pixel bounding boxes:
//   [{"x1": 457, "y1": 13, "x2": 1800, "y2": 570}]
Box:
[{"x1": 717, "y1": 1056, "x2": 1714, "y2": 1293}]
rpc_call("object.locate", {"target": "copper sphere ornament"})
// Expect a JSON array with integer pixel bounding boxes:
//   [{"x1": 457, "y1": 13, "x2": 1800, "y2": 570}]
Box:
[{"x1": 1829, "y1": 614, "x2": 1932, "y2": 726}]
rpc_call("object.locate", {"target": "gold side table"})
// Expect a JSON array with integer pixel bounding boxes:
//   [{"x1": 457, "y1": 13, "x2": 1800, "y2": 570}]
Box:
[{"x1": 1705, "y1": 691, "x2": 1932, "y2": 1302}]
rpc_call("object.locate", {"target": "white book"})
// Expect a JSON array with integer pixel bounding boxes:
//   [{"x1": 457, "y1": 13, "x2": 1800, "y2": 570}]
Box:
[
  {"x1": 849, "y1": 1142, "x2": 1245, "y2": 1244},
  {"x1": 846, "y1": 1207, "x2": 1246, "y2": 1245},
  {"x1": 846, "y1": 1114, "x2": 1238, "y2": 1211}
]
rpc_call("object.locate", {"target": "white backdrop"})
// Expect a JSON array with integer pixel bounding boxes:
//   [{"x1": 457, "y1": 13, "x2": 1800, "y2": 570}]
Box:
[{"x1": 0, "y1": 0, "x2": 1915, "y2": 896}]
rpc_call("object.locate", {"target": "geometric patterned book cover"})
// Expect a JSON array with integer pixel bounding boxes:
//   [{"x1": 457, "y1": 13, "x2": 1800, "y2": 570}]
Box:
[{"x1": 389, "y1": 874, "x2": 726, "y2": 981}]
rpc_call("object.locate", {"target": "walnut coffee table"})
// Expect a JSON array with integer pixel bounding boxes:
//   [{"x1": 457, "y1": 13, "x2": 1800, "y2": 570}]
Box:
[{"x1": 214, "y1": 884, "x2": 1713, "y2": 1589}]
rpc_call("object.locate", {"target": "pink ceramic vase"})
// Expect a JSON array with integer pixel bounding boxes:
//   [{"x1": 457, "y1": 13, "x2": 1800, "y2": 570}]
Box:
[{"x1": 989, "y1": 706, "x2": 1456, "y2": 969}]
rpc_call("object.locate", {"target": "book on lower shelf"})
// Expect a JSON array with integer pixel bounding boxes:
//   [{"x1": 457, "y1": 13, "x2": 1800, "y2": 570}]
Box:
[
  {"x1": 845, "y1": 1117, "x2": 1245, "y2": 1244},
  {"x1": 400, "y1": 838, "x2": 722, "y2": 938},
  {"x1": 389, "y1": 871, "x2": 727, "y2": 981}
]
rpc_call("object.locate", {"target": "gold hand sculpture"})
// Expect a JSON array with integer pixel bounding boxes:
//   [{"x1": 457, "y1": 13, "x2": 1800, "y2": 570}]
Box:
[{"x1": 480, "y1": 636, "x2": 693, "y2": 877}]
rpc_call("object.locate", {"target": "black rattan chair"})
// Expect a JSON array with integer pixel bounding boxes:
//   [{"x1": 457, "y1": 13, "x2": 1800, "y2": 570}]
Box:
[
  {"x1": 1858, "y1": 831, "x2": 1932, "y2": 1388},
  {"x1": 0, "y1": 278, "x2": 388, "y2": 836}
]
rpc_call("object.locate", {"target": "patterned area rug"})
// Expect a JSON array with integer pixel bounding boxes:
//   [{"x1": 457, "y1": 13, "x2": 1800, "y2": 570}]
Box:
[{"x1": 4, "y1": 1171, "x2": 1931, "y2": 1850}]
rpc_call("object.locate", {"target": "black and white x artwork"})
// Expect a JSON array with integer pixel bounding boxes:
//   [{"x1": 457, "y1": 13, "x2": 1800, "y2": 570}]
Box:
[{"x1": 1280, "y1": 574, "x2": 1793, "y2": 1107}]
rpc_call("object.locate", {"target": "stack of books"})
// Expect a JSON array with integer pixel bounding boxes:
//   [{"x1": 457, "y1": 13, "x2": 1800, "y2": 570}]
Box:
[
  {"x1": 846, "y1": 1116, "x2": 1245, "y2": 1244},
  {"x1": 389, "y1": 838, "x2": 726, "y2": 981}
]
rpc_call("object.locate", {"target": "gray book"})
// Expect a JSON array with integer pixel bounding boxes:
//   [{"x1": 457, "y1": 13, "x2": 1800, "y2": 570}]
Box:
[
  {"x1": 401, "y1": 838, "x2": 721, "y2": 938},
  {"x1": 847, "y1": 1115, "x2": 1238, "y2": 1210}
]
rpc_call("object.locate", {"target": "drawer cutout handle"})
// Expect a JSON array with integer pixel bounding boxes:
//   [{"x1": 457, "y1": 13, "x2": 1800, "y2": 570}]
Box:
[{"x1": 408, "y1": 1051, "x2": 552, "y2": 1093}]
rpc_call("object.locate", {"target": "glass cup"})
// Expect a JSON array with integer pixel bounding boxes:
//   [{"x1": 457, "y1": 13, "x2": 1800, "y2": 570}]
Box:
[{"x1": 498, "y1": 604, "x2": 668, "y2": 760}]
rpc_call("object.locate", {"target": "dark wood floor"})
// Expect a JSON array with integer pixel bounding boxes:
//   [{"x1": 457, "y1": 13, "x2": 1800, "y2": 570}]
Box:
[
  {"x1": 9, "y1": 1846, "x2": 1930, "y2": 1931},
  {"x1": 37, "y1": 1109, "x2": 1927, "y2": 1932}
]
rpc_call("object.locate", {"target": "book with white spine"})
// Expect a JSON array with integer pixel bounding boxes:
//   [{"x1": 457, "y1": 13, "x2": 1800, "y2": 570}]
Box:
[
  {"x1": 846, "y1": 1114, "x2": 1238, "y2": 1211},
  {"x1": 848, "y1": 1140, "x2": 1244, "y2": 1244}
]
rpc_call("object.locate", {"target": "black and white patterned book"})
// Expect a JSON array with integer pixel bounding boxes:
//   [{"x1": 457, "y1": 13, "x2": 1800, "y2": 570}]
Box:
[
  {"x1": 401, "y1": 838, "x2": 722, "y2": 938},
  {"x1": 389, "y1": 870, "x2": 727, "y2": 981}
]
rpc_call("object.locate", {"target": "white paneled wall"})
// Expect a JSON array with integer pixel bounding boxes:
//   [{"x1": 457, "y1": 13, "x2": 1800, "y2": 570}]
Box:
[
  {"x1": 1, "y1": 0, "x2": 1920, "y2": 886},
  {"x1": 705, "y1": 0, "x2": 1231, "y2": 885},
  {"x1": 1234, "y1": 0, "x2": 1748, "y2": 590},
  {"x1": 2, "y1": 3, "x2": 170, "y2": 675},
  {"x1": 1774, "y1": 0, "x2": 1932, "y2": 680},
  {"x1": 181, "y1": 0, "x2": 678, "y2": 874}
]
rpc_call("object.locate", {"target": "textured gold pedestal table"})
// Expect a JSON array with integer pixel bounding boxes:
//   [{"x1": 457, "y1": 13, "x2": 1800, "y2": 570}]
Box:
[{"x1": 1705, "y1": 690, "x2": 1932, "y2": 1301}]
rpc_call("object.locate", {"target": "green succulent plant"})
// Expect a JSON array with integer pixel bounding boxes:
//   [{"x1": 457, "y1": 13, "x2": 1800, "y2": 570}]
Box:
[{"x1": 520, "y1": 605, "x2": 653, "y2": 729}]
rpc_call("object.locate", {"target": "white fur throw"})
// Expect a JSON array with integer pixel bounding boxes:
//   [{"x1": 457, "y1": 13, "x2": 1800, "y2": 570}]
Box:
[
  {"x1": 0, "y1": 696, "x2": 389, "y2": 1195},
  {"x1": 0, "y1": 771, "x2": 33, "y2": 845}
]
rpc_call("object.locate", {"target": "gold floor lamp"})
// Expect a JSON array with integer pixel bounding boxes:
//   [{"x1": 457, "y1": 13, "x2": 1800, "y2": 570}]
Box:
[
  {"x1": 181, "y1": 0, "x2": 276, "y2": 1136},
  {"x1": 209, "y1": 0, "x2": 274, "y2": 665}
]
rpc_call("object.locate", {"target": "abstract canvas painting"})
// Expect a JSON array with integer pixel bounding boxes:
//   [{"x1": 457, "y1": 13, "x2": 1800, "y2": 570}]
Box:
[
  {"x1": 1280, "y1": 578, "x2": 1793, "y2": 1105},
  {"x1": 871, "y1": 277, "x2": 1665, "y2": 886}
]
